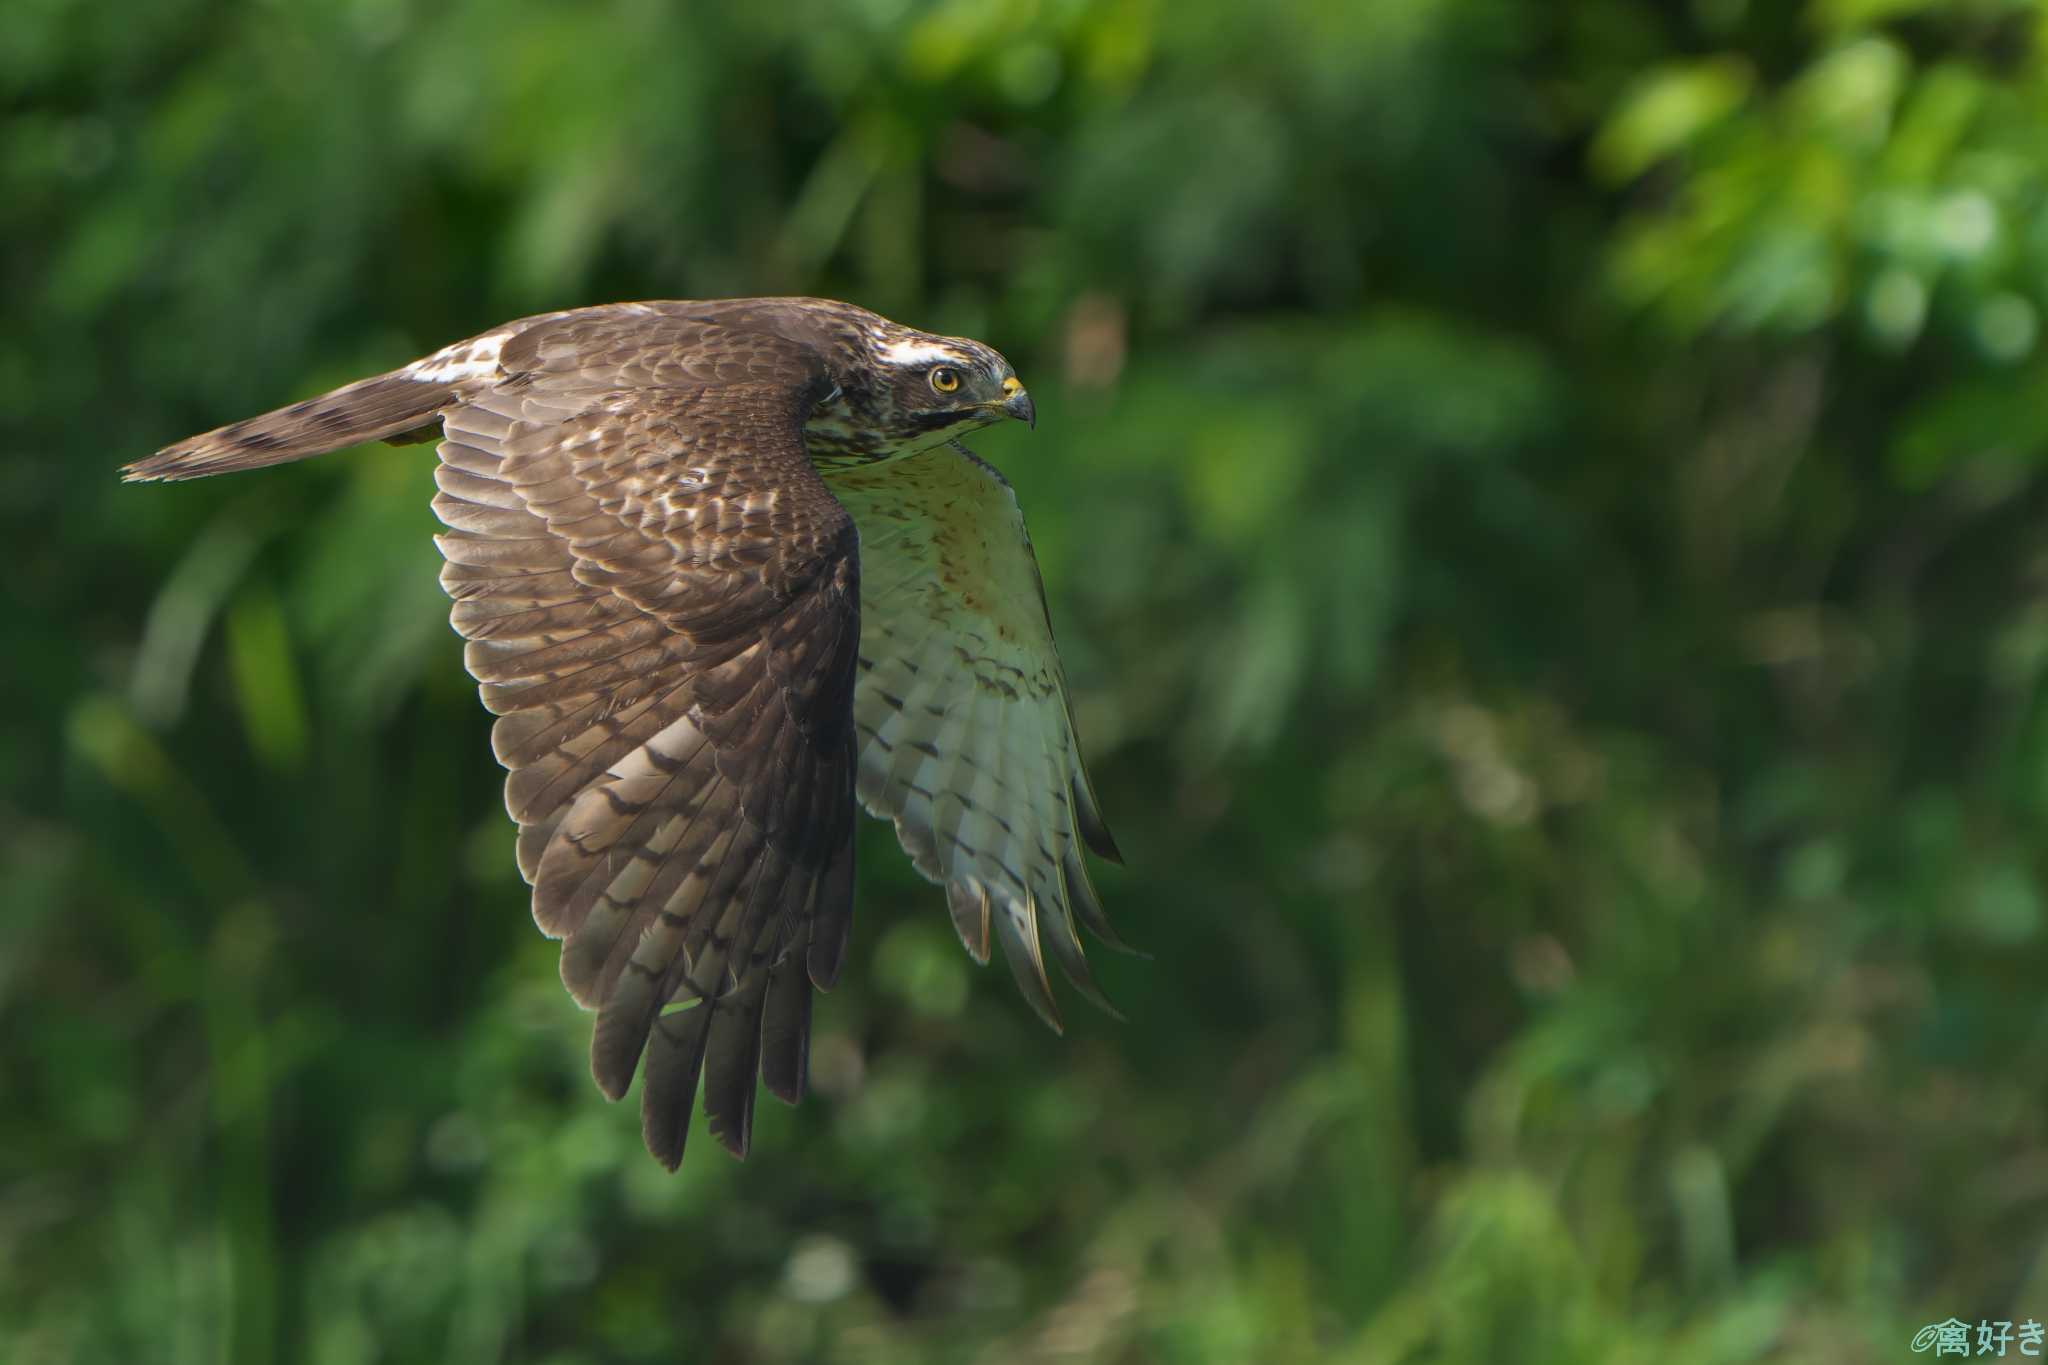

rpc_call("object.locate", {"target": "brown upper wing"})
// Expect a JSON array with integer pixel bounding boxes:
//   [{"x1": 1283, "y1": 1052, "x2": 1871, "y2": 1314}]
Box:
[{"x1": 430, "y1": 310, "x2": 859, "y2": 1168}]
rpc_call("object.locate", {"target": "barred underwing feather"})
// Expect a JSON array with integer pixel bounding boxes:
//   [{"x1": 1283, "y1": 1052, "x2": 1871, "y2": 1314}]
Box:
[{"x1": 825, "y1": 442, "x2": 1130, "y2": 1027}]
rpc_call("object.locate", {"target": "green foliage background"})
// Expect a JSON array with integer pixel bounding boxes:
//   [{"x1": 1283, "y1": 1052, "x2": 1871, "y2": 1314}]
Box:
[{"x1": 8, "y1": 0, "x2": 2048, "y2": 1360}]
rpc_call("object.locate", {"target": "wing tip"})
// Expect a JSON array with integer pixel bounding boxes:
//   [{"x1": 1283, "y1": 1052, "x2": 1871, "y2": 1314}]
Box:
[
  {"x1": 590, "y1": 991, "x2": 653, "y2": 1104},
  {"x1": 638, "y1": 999, "x2": 717, "y2": 1171},
  {"x1": 999, "y1": 891, "x2": 1064, "y2": 1035},
  {"x1": 647, "y1": 1133, "x2": 687, "y2": 1173},
  {"x1": 1061, "y1": 840, "x2": 1145, "y2": 958},
  {"x1": 761, "y1": 960, "x2": 813, "y2": 1106},
  {"x1": 946, "y1": 878, "x2": 995, "y2": 965},
  {"x1": 711, "y1": 1122, "x2": 753, "y2": 1161},
  {"x1": 1071, "y1": 774, "x2": 1124, "y2": 864},
  {"x1": 591, "y1": 1054, "x2": 636, "y2": 1105},
  {"x1": 1055, "y1": 953, "x2": 1126, "y2": 1023}
]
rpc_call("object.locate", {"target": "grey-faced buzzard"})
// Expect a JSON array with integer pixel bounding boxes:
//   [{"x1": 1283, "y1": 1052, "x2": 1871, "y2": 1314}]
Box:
[{"x1": 126, "y1": 297, "x2": 1127, "y2": 1169}]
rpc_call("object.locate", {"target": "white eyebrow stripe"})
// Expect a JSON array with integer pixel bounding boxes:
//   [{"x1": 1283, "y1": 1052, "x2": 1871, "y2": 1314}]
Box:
[{"x1": 878, "y1": 338, "x2": 965, "y2": 367}]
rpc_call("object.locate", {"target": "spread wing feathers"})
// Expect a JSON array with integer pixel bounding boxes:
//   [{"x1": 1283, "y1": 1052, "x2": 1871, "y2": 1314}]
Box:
[
  {"x1": 822, "y1": 444, "x2": 1127, "y2": 1033},
  {"x1": 429, "y1": 310, "x2": 861, "y2": 1169}
]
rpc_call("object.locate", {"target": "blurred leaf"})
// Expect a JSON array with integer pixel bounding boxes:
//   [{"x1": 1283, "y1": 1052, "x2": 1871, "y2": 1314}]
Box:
[
  {"x1": 225, "y1": 586, "x2": 310, "y2": 775},
  {"x1": 1590, "y1": 57, "x2": 1755, "y2": 184}
]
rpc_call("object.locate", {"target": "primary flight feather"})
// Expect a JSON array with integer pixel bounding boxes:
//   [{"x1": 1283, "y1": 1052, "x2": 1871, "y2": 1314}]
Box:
[{"x1": 127, "y1": 297, "x2": 1125, "y2": 1169}]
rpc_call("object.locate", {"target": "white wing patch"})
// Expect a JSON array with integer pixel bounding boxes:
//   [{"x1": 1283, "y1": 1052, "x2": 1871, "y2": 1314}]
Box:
[
  {"x1": 824, "y1": 444, "x2": 1127, "y2": 1028},
  {"x1": 404, "y1": 304, "x2": 675, "y2": 385},
  {"x1": 403, "y1": 331, "x2": 512, "y2": 385}
]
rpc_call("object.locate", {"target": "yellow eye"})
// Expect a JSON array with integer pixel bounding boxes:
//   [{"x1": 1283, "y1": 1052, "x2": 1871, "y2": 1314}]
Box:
[{"x1": 929, "y1": 366, "x2": 961, "y2": 394}]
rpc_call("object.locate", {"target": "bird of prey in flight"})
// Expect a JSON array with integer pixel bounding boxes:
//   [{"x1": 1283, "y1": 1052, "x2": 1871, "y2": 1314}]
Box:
[{"x1": 127, "y1": 297, "x2": 1127, "y2": 1169}]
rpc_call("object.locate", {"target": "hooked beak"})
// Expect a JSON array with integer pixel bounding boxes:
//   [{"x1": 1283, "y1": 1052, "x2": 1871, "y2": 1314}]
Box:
[{"x1": 1000, "y1": 375, "x2": 1035, "y2": 429}]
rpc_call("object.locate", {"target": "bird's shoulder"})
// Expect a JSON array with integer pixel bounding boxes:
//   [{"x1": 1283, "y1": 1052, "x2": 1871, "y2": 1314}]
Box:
[{"x1": 407, "y1": 297, "x2": 885, "y2": 397}]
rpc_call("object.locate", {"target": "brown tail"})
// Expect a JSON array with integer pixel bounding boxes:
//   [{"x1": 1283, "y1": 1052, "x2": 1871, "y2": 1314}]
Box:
[{"x1": 123, "y1": 370, "x2": 455, "y2": 482}]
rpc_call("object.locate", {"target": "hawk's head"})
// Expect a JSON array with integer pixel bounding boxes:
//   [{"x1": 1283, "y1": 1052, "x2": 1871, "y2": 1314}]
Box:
[{"x1": 800, "y1": 308, "x2": 1036, "y2": 467}]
